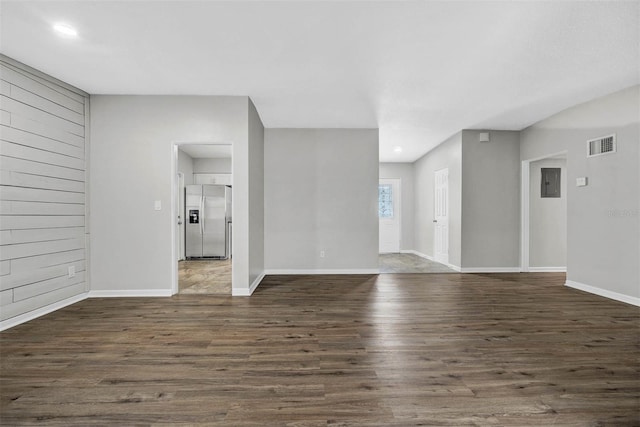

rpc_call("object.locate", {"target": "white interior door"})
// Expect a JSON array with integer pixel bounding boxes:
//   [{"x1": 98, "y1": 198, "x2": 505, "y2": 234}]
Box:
[
  {"x1": 434, "y1": 168, "x2": 449, "y2": 264},
  {"x1": 379, "y1": 178, "x2": 401, "y2": 253}
]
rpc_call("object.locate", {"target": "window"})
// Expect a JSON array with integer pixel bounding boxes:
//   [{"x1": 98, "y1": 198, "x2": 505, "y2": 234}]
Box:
[{"x1": 379, "y1": 184, "x2": 393, "y2": 218}]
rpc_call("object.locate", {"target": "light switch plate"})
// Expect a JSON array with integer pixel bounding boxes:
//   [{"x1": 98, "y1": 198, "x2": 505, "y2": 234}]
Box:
[
  {"x1": 154, "y1": 200, "x2": 162, "y2": 210},
  {"x1": 576, "y1": 177, "x2": 588, "y2": 187}
]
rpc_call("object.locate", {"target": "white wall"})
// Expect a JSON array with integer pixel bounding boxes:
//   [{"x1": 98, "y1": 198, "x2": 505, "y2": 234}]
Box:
[
  {"x1": 264, "y1": 129, "x2": 379, "y2": 272},
  {"x1": 89, "y1": 95, "x2": 259, "y2": 295},
  {"x1": 461, "y1": 130, "x2": 521, "y2": 269},
  {"x1": 413, "y1": 132, "x2": 462, "y2": 267},
  {"x1": 193, "y1": 157, "x2": 231, "y2": 174},
  {"x1": 379, "y1": 163, "x2": 414, "y2": 251},
  {"x1": 1, "y1": 55, "x2": 89, "y2": 329},
  {"x1": 521, "y1": 85, "x2": 639, "y2": 303},
  {"x1": 529, "y1": 158, "x2": 567, "y2": 268}
]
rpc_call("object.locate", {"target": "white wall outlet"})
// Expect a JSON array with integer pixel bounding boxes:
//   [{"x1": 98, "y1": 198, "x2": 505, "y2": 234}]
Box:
[
  {"x1": 320, "y1": 250, "x2": 325, "y2": 258},
  {"x1": 154, "y1": 200, "x2": 162, "y2": 210},
  {"x1": 576, "y1": 177, "x2": 588, "y2": 187},
  {"x1": 68, "y1": 266, "x2": 76, "y2": 278}
]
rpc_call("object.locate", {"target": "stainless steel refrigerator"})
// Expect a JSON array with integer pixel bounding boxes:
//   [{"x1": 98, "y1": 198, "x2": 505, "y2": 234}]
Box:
[{"x1": 185, "y1": 184, "x2": 232, "y2": 259}]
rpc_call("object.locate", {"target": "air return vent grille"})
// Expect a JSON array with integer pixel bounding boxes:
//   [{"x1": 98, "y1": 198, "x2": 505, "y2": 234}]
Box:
[{"x1": 587, "y1": 134, "x2": 616, "y2": 157}]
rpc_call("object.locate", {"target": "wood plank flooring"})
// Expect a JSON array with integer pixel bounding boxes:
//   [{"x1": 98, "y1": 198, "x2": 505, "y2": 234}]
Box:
[{"x1": 1, "y1": 273, "x2": 638, "y2": 426}]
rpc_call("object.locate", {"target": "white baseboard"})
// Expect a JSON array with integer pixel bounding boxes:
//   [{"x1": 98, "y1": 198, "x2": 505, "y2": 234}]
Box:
[
  {"x1": 565, "y1": 280, "x2": 640, "y2": 307},
  {"x1": 88, "y1": 289, "x2": 172, "y2": 298},
  {"x1": 264, "y1": 269, "x2": 379, "y2": 275},
  {"x1": 460, "y1": 267, "x2": 522, "y2": 273},
  {"x1": 528, "y1": 267, "x2": 567, "y2": 273},
  {"x1": 232, "y1": 271, "x2": 265, "y2": 296},
  {"x1": 0, "y1": 293, "x2": 88, "y2": 332}
]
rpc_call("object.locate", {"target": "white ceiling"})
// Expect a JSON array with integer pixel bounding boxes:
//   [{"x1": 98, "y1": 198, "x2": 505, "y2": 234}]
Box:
[
  {"x1": 179, "y1": 144, "x2": 232, "y2": 159},
  {"x1": 1, "y1": 1, "x2": 638, "y2": 162}
]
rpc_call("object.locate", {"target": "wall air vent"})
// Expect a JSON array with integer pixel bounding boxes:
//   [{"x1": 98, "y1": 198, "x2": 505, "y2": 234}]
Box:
[{"x1": 587, "y1": 134, "x2": 616, "y2": 157}]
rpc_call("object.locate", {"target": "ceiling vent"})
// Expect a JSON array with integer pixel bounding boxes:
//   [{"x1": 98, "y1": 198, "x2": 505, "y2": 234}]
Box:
[{"x1": 587, "y1": 134, "x2": 616, "y2": 157}]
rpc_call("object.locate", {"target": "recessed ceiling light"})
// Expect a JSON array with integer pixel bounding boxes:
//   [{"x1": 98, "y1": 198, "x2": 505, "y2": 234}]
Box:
[
  {"x1": 393, "y1": 146, "x2": 403, "y2": 153},
  {"x1": 53, "y1": 23, "x2": 78, "y2": 38}
]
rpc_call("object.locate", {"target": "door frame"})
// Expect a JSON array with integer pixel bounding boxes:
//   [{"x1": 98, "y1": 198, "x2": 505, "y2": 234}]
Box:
[
  {"x1": 520, "y1": 150, "x2": 567, "y2": 272},
  {"x1": 378, "y1": 178, "x2": 402, "y2": 253},
  {"x1": 433, "y1": 168, "x2": 449, "y2": 264},
  {"x1": 176, "y1": 172, "x2": 185, "y2": 261},
  {"x1": 171, "y1": 142, "x2": 234, "y2": 295}
]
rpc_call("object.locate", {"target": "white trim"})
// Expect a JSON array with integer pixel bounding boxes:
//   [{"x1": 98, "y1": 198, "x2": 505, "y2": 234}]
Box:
[
  {"x1": 446, "y1": 263, "x2": 462, "y2": 272},
  {"x1": 232, "y1": 272, "x2": 265, "y2": 296},
  {"x1": 521, "y1": 160, "x2": 530, "y2": 272},
  {"x1": 460, "y1": 267, "x2": 522, "y2": 273},
  {"x1": 264, "y1": 269, "x2": 379, "y2": 275},
  {"x1": 565, "y1": 280, "x2": 640, "y2": 307},
  {"x1": 528, "y1": 266, "x2": 567, "y2": 272},
  {"x1": 0, "y1": 293, "x2": 88, "y2": 332},
  {"x1": 88, "y1": 289, "x2": 172, "y2": 298}
]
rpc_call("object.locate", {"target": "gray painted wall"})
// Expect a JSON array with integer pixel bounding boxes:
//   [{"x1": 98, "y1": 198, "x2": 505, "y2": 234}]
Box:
[
  {"x1": 521, "y1": 85, "x2": 639, "y2": 300},
  {"x1": 193, "y1": 157, "x2": 231, "y2": 174},
  {"x1": 264, "y1": 129, "x2": 379, "y2": 272},
  {"x1": 177, "y1": 149, "x2": 194, "y2": 185},
  {"x1": 379, "y1": 163, "x2": 414, "y2": 251},
  {"x1": 413, "y1": 132, "x2": 462, "y2": 267},
  {"x1": 89, "y1": 95, "x2": 259, "y2": 294},
  {"x1": 461, "y1": 130, "x2": 520, "y2": 269},
  {"x1": 248, "y1": 99, "x2": 265, "y2": 286},
  {"x1": 529, "y1": 158, "x2": 567, "y2": 268}
]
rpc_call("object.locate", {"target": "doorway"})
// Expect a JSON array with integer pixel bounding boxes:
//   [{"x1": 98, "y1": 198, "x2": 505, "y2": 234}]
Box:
[
  {"x1": 379, "y1": 178, "x2": 401, "y2": 253},
  {"x1": 433, "y1": 168, "x2": 449, "y2": 265},
  {"x1": 173, "y1": 143, "x2": 233, "y2": 295},
  {"x1": 521, "y1": 151, "x2": 568, "y2": 272}
]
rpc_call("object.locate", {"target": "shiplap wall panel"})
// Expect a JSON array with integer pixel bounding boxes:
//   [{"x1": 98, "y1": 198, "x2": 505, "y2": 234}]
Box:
[
  {"x1": 0, "y1": 289, "x2": 11, "y2": 306},
  {"x1": 1, "y1": 125, "x2": 85, "y2": 158},
  {"x1": 0, "y1": 156, "x2": 85, "y2": 182},
  {"x1": 0, "y1": 62, "x2": 84, "y2": 104},
  {"x1": 0, "y1": 55, "x2": 88, "y2": 324},
  {"x1": 11, "y1": 115, "x2": 85, "y2": 147},
  {"x1": 0, "y1": 110, "x2": 10, "y2": 126},
  {"x1": 0, "y1": 238, "x2": 85, "y2": 261},
  {"x1": 0, "y1": 261, "x2": 9, "y2": 276},
  {"x1": 1, "y1": 141, "x2": 85, "y2": 169},
  {"x1": 0, "y1": 227, "x2": 84, "y2": 245},
  {"x1": 0, "y1": 260, "x2": 85, "y2": 291},
  {"x1": 10, "y1": 249, "x2": 85, "y2": 272},
  {"x1": 14, "y1": 272, "x2": 85, "y2": 302},
  {"x1": 0, "y1": 65, "x2": 84, "y2": 114},
  {"x1": 1, "y1": 170, "x2": 85, "y2": 193},
  {"x1": 0, "y1": 186, "x2": 84, "y2": 204},
  {"x1": 1, "y1": 215, "x2": 84, "y2": 230},
  {"x1": 0, "y1": 200, "x2": 85, "y2": 216},
  {"x1": 0, "y1": 96, "x2": 84, "y2": 136},
  {"x1": 1, "y1": 283, "x2": 85, "y2": 321}
]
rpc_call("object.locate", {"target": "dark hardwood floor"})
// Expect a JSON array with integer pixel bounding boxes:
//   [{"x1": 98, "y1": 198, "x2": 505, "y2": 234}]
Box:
[{"x1": 1, "y1": 273, "x2": 638, "y2": 426}]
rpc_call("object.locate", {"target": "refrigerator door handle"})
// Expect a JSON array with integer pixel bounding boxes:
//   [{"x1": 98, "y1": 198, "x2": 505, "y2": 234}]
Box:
[{"x1": 200, "y1": 195, "x2": 204, "y2": 235}]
